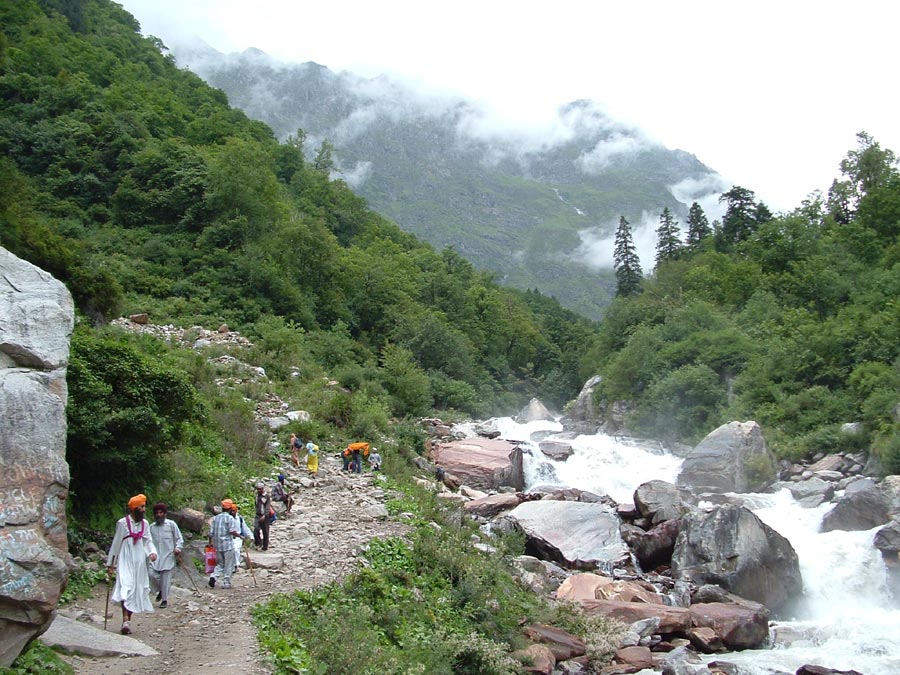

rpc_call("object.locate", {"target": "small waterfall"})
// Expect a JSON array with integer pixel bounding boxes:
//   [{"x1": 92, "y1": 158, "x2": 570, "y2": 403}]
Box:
[{"x1": 491, "y1": 417, "x2": 900, "y2": 674}]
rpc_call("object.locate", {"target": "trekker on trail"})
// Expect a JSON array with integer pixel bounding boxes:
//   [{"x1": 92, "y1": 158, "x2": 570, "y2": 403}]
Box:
[
  {"x1": 232, "y1": 506, "x2": 253, "y2": 574},
  {"x1": 305, "y1": 440, "x2": 320, "y2": 476},
  {"x1": 341, "y1": 445, "x2": 352, "y2": 471},
  {"x1": 208, "y1": 499, "x2": 241, "y2": 589},
  {"x1": 254, "y1": 482, "x2": 272, "y2": 551},
  {"x1": 347, "y1": 441, "x2": 369, "y2": 474},
  {"x1": 271, "y1": 473, "x2": 293, "y2": 514},
  {"x1": 290, "y1": 432, "x2": 302, "y2": 468},
  {"x1": 149, "y1": 502, "x2": 183, "y2": 609},
  {"x1": 368, "y1": 447, "x2": 382, "y2": 472},
  {"x1": 106, "y1": 494, "x2": 158, "y2": 634}
]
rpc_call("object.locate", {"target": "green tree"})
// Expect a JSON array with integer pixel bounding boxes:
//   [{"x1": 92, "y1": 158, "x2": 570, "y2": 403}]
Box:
[
  {"x1": 613, "y1": 216, "x2": 642, "y2": 297},
  {"x1": 685, "y1": 201, "x2": 712, "y2": 251},
  {"x1": 828, "y1": 131, "x2": 899, "y2": 223},
  {"x1": 717, "y1": 186, "x2": 759, "y2": 250},
  {"x1": 655, "y1": 207, "x2": 682, "y2": 267},
  {"x1": 313, "y1": 139, "x2": 335, "y2": 173},
  {"x1": 66, "y1": 330, "x2": 199, "y2": 520}
]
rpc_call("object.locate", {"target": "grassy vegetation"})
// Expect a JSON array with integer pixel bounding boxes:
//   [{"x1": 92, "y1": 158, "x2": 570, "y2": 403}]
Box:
[{"x1": 252, "y1": 478, "x2": 622, "y2": 674}]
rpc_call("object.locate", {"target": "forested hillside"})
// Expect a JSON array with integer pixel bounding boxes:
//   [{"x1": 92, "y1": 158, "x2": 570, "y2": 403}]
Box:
[
  {"x1": 173, "y1": 45, "x2": 722, "y2": 320},
  {"x1": 591, "y1": 134, "x2": 900, "y2": 472},
  {"x1": 0, "y1": 0, "x2": 595, "y2": 525},
  {"x1": 3, "y1": 0, "x2": 899, "y2": 529}
]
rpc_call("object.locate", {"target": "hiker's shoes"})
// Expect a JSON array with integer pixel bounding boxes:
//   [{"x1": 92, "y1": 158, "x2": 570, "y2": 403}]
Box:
[
  {"x1": 159, "y1": 600, "x2": 167, "y2": 608},
  {"x1": 155, "y1": 591, "x2": 162, "y2": 601},
  {"x1": 208, "y1": 577, "x2": 216, "y2": 588},
  {"x1": 222, "y1": 582, "x2": 233, "y2": 589},
  {"x1": 120, "y1": 621, "x2": 131, "y2": 635}
]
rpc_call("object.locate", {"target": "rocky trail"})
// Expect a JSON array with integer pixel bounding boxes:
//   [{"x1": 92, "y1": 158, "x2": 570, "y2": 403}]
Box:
[{"x1": 54, "y1": 455, "x2": 411, "y2": 675}]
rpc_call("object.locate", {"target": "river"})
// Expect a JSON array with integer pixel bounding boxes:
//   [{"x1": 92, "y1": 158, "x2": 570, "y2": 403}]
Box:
[{"x1": 492, "y1": 417, "x2": 900, "y2": 675}]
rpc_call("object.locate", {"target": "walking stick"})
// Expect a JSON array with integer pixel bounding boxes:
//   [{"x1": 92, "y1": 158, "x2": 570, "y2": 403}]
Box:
[
  {"x1": 103, "y1": 569, "x2": 112, "y2": 631},
  {"x1": 244, "y1": 543, "x2": 258, "y2": 587},
  {"x1": 178, "y1": 555, "x2": 202, "y2": 595}
]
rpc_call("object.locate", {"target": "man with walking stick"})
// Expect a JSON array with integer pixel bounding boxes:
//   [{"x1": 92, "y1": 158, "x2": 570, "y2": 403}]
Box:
[{"x1": 106, "y1": 494, "x2": 158, "y2": 635}]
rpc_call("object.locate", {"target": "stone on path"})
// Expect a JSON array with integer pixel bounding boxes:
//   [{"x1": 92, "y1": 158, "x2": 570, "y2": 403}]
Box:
[{"x1": 41, "y1": 615, "x2": 159, "y2": 657}]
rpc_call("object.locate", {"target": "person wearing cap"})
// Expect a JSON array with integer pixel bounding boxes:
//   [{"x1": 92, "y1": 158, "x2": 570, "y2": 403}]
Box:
[
  {"x1": 149, "y1": 502, "x2": 183, "y2": 608},
  {"x1": 271, "y1": 474, "x2": 293, "y2": 514},
  {"x1": 253, "y1": 483, "x2": 272, "y2": 551},
  {"x1": 368, "y1": 447, "x2": 382, "y2": 472},
  {"x1": 208, "y1": 499, "x2": 241, "y2": 588},
  {"x1": 106, "y1": 494, "x2": 158, "y2": 634},
  {"x1": 305, "y1": 440, "x2": 320, "y2": 476}
]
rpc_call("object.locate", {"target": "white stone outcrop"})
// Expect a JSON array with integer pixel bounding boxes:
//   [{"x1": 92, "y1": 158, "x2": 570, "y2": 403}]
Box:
[{"x1": 0, "y1": 247, "x2": 74, "y2": 666}]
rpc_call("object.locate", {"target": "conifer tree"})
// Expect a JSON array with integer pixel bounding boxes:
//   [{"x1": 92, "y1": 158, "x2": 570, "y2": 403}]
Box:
[
  {"x1": 685, "y1": 201, "x2": 711, "y2": 250},
  {"x1": 613, "y1": 216, "x2": 643, "y2": 297},
  {"x1": 655, "y1": 207, "x2": 682, "y2": 267},
  {"x1": 717, "y1": 186, "x2": 758, "y2": 250}
]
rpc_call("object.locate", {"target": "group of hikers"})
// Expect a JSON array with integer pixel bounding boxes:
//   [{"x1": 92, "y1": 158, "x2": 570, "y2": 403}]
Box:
[{"x1": 105, "y1": 438, "x2": 380, "y2": 635}]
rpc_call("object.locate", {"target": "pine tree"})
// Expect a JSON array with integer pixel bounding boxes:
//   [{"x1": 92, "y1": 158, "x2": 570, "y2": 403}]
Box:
[
  {"x1": 717, "y1": 186, "x2": 758, "y2": 250},
  {"x1": 655, "y1": 207, "x2": 682, "y2": 267},
  {"x1": 685, "y1": 202, "x2": 712, "y2": 250},
  {"x1": 614, "y1": 216, "x2": 643, "y2": 297}
]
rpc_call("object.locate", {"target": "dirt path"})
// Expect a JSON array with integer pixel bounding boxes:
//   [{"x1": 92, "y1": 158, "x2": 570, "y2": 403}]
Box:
[{"x1": 59, "y1": 455, "x2": 411, "y2": 675}]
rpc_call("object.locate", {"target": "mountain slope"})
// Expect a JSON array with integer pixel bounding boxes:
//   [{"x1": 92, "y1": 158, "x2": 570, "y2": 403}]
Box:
[{"x1": 172, "y1": 46, "x2": 725, "y2": 319}]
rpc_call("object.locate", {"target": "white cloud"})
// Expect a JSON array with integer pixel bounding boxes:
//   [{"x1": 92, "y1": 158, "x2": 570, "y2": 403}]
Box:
[
  {"x1": 668, "y1": 175, "x2": 730, "y2": 222},
  {"x1": 120, "y1": 0, "x2": 900, "y2": 214},
  {"x1": 570, "y1": 211, "x2": 658, "y2": 274},
  {"x1": 577, "y1": 134, "x2": 650, "y2": 174},
  {"x1": 335, "y1": 161, "x2": 373, "y2": 189}
]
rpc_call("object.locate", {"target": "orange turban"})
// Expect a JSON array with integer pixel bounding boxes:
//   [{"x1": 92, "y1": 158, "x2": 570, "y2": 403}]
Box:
[
  {"x1": 127, "y1": 494, "x2": 147, "y2": 510},
  {"x1": 221, "y1": 499, "x2": 235, "y2": 510}
]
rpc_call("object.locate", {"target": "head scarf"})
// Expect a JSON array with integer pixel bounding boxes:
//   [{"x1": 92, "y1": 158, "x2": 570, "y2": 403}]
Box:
[
  {"x1": 256, "y1": 482, "x2": 265, "y2": 489},
  {"x1": 221, "y1": 499, "x2": 235, "y2": 510},
  {"x1": 153, "y1": 502, "x2": 168, "y2": 514},
  {"x1": 277, "y1": 474, "x2": 285, "y2": 483},
  {"x1": 127, "y1": 494, "x2": 147, "y2": 510},
  {"x1": 306, "y1": 442, "x2": 314, "y2": 451}
]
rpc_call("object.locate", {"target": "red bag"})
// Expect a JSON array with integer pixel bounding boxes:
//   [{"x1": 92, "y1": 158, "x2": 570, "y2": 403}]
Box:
[{"x1": 204, "y1": 544, "x2": 217, "y2": 574}]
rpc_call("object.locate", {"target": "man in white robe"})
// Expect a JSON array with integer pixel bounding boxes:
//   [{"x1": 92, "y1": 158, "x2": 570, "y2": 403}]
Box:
[
  {"x1": 149, "y1": 502, "x2": 183, "y2": 608},
  {"x1": 106, "y1": 494, "x2": 158, "y2": 635}
]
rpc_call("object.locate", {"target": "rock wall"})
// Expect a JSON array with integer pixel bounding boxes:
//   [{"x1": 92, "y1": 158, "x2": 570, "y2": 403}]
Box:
[{"x1": 0, "y1": 247, "x2": 74, "y2": 666}]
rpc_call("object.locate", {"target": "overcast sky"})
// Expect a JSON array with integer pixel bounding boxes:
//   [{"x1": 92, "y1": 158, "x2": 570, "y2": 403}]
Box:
[{"x1": 119, "y1": 0, "x2": 899, "y2": 214}]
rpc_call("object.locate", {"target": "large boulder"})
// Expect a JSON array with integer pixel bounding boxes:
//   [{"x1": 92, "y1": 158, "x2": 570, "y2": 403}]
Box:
[
  {"x1": 622, "y1": 518, "x2": 681, "y2": 572},
  {"x1": 429, "y1": 437, "x2": 524, "y2": 490},
  {"x1": 560, "y1": 375, "x2": 602, "y2": 433},
  {"x1": 0, "y1": 248, "x2": 74, "y2": 667},
  {"x1": 677, "y1": 421, "x2": 776, "y2": 493},
  {"x1": 687, "y1": 602, "x2": 769, "y2": 650},
  {"x1": 633, "y1": 480, "x2": 694, "y2": 525},
  {"x1": 518, "y1": 398, "x2": 555, "y2": 423},
  {"x1": 507, "y1": 500, "x2": 628, "y2": 570},
  {"x1": 671, "y1": 504, "x2": 802, "y2": 614},
  {"x1": 538, "y1": 441, "x2": 574, "y2": 461},
  {"x1": 820, "y1": 482, "x2": 892, "y2": 532}
]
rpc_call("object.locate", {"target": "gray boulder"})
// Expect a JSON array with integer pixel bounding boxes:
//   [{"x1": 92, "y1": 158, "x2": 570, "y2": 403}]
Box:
[
  {"x1": 538, "y1": 440, "x2": 574, "y2": 461},
  {"x1": 507, "y1": 500, "x2": 628, "y2": 570},
  {"x1": 560, "y1": 375, "x2": 602, "y2": 433},
  {"x1": 671, "y1": 503, "x2": 802, "y2": 614},
  {"x1": 677, "y1": 421, "x2": 776, "y2": 494},
  {"x1": 633, "y1": 480, "x2": 695, "y2": 525},
  {"x1": 820, "y1": 483, "x2": 892, "y2": 532},
  {"x1": 788, "y1": 477, "x2": 835, "y2": 507},
  {"x1": 517, "y1": 397, "x2": 554, "y2": 423},
  {"x1": 0, "y1": 248, "x2": 74, "y2": 667}
]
